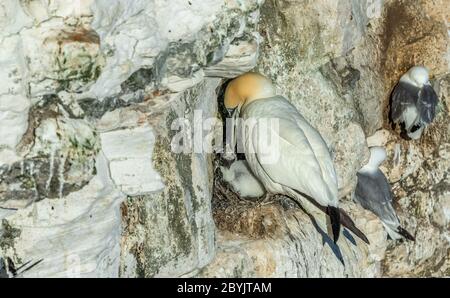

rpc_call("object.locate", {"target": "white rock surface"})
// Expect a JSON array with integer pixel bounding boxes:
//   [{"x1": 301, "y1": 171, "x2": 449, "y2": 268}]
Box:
[
  {"x1": 204, "y1": 40, "x2": 260, "y2": 78},
  {"x1": 101, "y1": 125, "x2": 164, "y2": 196},
  {"x1": 1, "y1": 152, "x2": 124, "y2": 277},
  {"x1": 0, "y1": 33, "x2": 31, "y2": 166}
]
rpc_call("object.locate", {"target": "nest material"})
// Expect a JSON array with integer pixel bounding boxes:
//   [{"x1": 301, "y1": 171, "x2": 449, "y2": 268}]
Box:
[{"x1": 212, "y1": 156, "x2": 294, "y2": 239}]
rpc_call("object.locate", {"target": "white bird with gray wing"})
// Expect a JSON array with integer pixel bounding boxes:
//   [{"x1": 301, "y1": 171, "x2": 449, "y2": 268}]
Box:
[
  {"x1": 355, "y1": 147, "x2": 415, "y2": 241},
  {"x1": 390, "y1": 66, "x2": 439, "y2": 140}
]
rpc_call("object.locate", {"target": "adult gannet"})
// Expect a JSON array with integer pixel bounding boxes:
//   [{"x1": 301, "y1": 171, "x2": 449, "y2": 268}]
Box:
[
  {"x1": 224, "y1": 72, "x2": 368, "y2": 244},
  {"x1": 390, "y1": 66, "x2": 439, "y2": 140},
  {"x1": 355, "y1": 147, "x2": 415, "y2": 241}
]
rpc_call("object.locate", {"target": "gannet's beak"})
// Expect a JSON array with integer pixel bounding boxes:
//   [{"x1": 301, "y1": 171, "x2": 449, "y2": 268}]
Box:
[
  {"x1": 226, "y1": 98, "x2": 243, "y2": 117},
  {"x1": 223, "y1": 102, "x2": 243, "y2": 163},
  {"x1": 221, "y1": 157, "x2": 234, "y2": 168},
  {"x1": 230, "y1": 101, "x2": 243, "y2": 150},
  {"x1": 226, "y1": 107, "x2": 236, "y2": 117},
  {"x1": 230, "y1": 103, "x2": 242, "y2": 122}
]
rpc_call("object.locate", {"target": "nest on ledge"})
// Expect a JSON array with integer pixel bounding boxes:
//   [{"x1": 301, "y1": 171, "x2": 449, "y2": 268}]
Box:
[{"x1": 211, "y1": 155, "x2": 299, "y2": 239}]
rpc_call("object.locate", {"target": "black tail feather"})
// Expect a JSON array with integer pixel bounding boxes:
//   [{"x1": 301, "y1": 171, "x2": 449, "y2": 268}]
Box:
[
  {"x1": 397, "y1": 226, "x2": 415, "y2": 242},
  {"x1": 339, "y1": 208, "x2": 370, "y2": 245},
  {"x1": 327, "y1": 206, "x2": 341, "y2": 243},
  {"x1": 291, "y1": 189, "x2": 369, "y2": 245}
]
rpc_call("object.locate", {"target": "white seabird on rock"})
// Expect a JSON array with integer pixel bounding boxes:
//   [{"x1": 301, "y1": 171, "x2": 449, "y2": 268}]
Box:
[
  {"x1": 220, "y1": 160, "x2": 266, "y2": 198},
  {"x1": 390, "y1": 66, "x2": 439, "y2": 140},
  {"x1": 355, "y1": 147, "x2": 415, "y2": 241},
  {"x1": 224, "y1": 72, "x2": 369, "y2": 244}
]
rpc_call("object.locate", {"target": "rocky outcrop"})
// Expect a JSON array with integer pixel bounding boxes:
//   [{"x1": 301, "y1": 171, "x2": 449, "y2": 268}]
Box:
[
  {"x1": 0, "y1": 0, "x2": 263, "y2": 277},
  {"x1": 0, "y1": 0, "x2": 448, "y2": 277}
]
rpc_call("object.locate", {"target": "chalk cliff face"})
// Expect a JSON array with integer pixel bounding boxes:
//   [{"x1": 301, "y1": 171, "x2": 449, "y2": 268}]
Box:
[{"x1": 0, "y1": 0, "x2": 448, "y2": 277}]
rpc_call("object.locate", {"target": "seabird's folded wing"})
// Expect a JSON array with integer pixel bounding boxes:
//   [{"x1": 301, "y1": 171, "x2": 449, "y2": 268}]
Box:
[
  {"x1": 355, "y1": 171, "x2": 399, "y2": 226},
  {"x1": 250, "y1": 116, "x2": 337, "y2": 207},
  {"x1": 391, "y1": 82, "x2": 419, "y2": 123},
  {"x1": 418, "y1": 84, "x2": 438, "y2": 124},
  {"x1": 293, "y1": 114, "x2": 338, "y2": 198}
]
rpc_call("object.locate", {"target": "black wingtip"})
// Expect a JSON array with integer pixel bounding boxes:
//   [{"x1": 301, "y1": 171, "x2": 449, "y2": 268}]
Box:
[
  {"x1": 410, "y1": 123, "x2": 422, "y2": 133},
  {"x1": 339, "y1": 208, "x2": 370, "y2": 245},
  {"x1": 397, "y1": 226, "x2": 415, "y2": 242},
  {"x1": 327, "y1": 206, "x2": 341, "y2": 243}
]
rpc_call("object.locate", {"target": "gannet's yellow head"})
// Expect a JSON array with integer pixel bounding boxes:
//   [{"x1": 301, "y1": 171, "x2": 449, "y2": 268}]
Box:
[{"x1": 224, "y1": 72, "x2": 276, "y2": 109}]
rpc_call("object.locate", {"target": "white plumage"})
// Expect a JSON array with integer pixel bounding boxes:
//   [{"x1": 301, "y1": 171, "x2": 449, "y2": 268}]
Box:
[
  {"x1": 220, "y1": 160, "x2": 266, "y2": 198},
  {"x1": 242, "y1": 96, "x2": 338, "y2": 208},
  {"x1": 355, "y1": 147, "x2": 415, "y2": 241},
  {"x1": 391, "y1": 66, "x2": 439, "y2": 140},
  {"x1": 224, "y1": 72, "x2": 368, "y2": 243}
]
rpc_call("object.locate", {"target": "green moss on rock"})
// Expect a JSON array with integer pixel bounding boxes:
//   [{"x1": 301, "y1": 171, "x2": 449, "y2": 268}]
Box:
[{"x1": 0, "y1": 220, "x2": 21, "y2": 252}]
